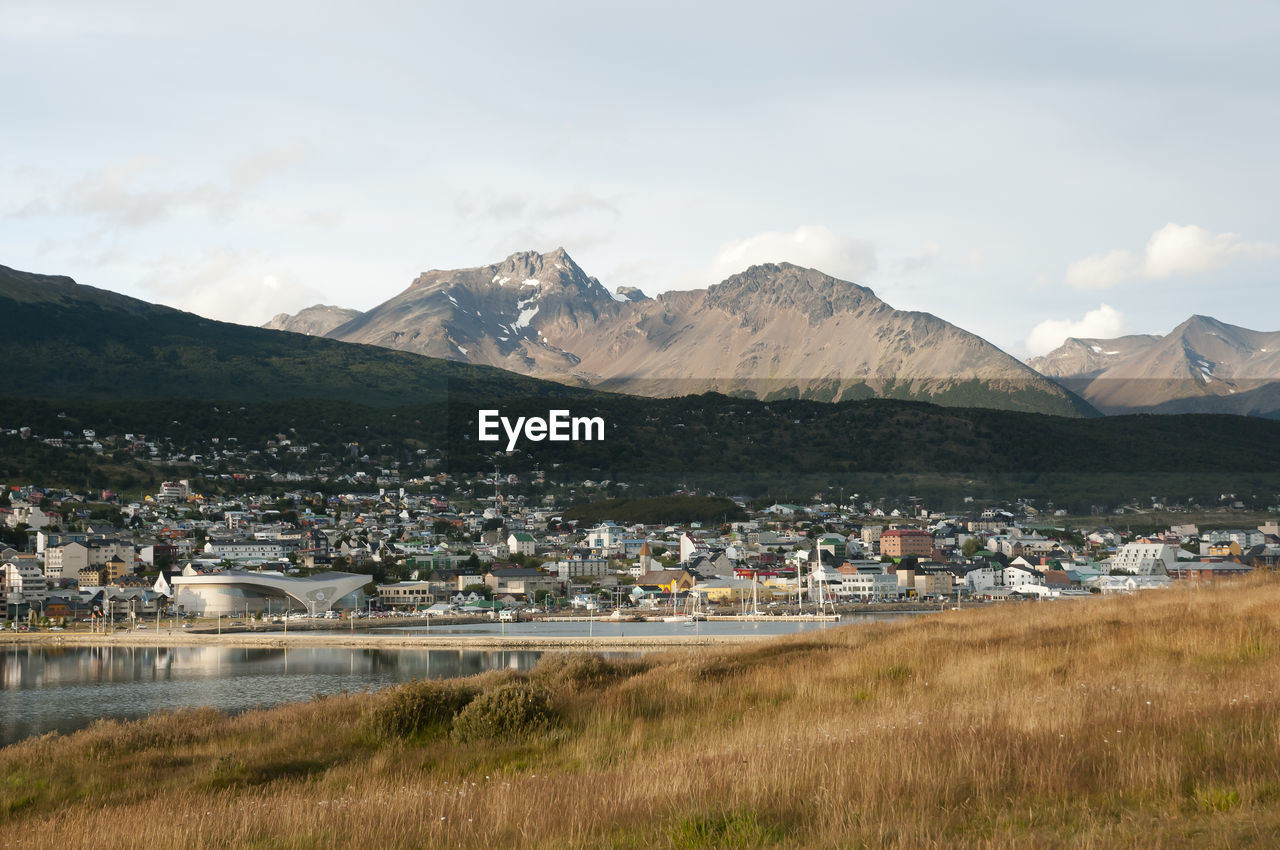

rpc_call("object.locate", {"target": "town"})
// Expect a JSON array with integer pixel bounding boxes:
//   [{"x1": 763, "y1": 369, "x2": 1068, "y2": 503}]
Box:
[{"x1": 4, "y1": 458, "x2": 1278, "y2": 627}]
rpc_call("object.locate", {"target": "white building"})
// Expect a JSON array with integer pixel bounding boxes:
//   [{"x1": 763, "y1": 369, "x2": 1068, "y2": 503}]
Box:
[
  {"x1": 550, "y1": 557, "x2": 609, "y2": 579},
  {"x1": 44, "y1": 542, "x2": 88, "y2": 581},
  {"x1": 157, "y1": 480, "x2": 191, "y2": 504},
  {"x1": 1109, "y1": 543, "x2": 1177, "y2": 575},
  {"x1": 679, "y1": 533, "x2": 711, "y2": 564},
  {"x1": 507, "y1": 532, "x2": 537, "y2": 557},
  {"x1": 3, "y1": 559, "x2": 48, "y2": 607},
  {"x1": 204, "y1": 540, "x2": 288, "y2": 561},
  {"x1": 839, "y1": 572, "x2": 899, "y2": 600},
  {"x1": 586, "y1": 522, "x2": 627, "y2": 551}
]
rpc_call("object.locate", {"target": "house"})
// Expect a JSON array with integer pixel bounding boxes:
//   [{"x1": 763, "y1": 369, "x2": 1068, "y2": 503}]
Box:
[
  {"x1": 507, "y1": 532, "x2": 537, "y2": 557},
  {"x1": 585, "y1": 522, "x2": 627, "y2": 551}
]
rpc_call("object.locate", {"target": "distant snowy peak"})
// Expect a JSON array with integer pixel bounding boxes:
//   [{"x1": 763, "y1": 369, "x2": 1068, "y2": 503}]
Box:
[
  {"x1": 615, "y1": 286, "x2": 650, "y2": 302},
  {"x1": 1028, "y1": 316, "x2": 1280, "y2": 414}
]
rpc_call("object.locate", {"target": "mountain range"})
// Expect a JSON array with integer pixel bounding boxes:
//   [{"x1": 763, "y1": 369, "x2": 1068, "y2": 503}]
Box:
[
  {"x1": 1028, "y1": 315, "x2": 1280, "y2": 416},
  {"x1": 265, "y1": 248, "x2": 1093, "y2": 417},
  {"x1": 5, "y1": 259, "x2": 1280, "y2": 505}
]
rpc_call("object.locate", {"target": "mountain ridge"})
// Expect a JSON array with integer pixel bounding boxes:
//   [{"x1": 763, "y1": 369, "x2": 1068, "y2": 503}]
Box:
[
  {"x1": 266, "y1": 249, "x2": 1095, "y2": 417},
  {"x1": 1029, "y1": 315, "x2": 1280, "y2": 417}
]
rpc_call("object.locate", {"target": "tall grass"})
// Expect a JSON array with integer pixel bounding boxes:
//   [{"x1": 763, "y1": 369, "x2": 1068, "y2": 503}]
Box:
[{"x1": 4, "y1": 578, "x2": 1280, "y2": 847}]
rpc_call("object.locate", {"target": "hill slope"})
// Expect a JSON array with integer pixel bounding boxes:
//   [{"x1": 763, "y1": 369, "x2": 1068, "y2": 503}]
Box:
[
  {"x1": 0, "y1": 264, "x2": 592, "y2": 407},
  {"x1": 269, "y1": 249, "x2": 1095, "y2": 417}
]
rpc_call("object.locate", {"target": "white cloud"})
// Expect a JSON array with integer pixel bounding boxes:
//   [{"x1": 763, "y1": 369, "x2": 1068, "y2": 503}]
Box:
[
  {"x1": 1025, "y1": 304, "x2": 1128, "y2": 357},
  {"x1": 1066, "y1": 223, "x2": 1278, "y2": 289},
  {"x1": 11, "y1": 146, "x2": 307, "y2": 229},
  {"x1": 1142, "y1": 222, "x2": 1277, "y2": 279},
  {"x1": 139, "y1": 250, "x2": 325, "y2": 326},
  {"x1": 699, "y1": 225, "x2": 876, "y2": 286},
  {"x1": 1065, "y1": 248, "x2": 1139, "y2": 289}
]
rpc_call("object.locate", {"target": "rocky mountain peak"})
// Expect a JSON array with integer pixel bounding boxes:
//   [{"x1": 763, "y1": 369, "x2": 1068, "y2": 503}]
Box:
[
  {"x1": 703, "y1": 262, "x2": 880, "y2": 321},
  {"x1": 615, "y1": 286, "x2": 650, "y2": 302}
]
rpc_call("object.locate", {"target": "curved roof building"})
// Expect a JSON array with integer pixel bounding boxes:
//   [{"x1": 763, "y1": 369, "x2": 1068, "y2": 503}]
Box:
[{"x1": 170, "y1": 570, "x2": 368, "y2": 616}]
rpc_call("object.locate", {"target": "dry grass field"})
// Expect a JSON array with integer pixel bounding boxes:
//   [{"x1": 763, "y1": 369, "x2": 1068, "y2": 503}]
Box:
[{"x1": 4, "y1": 578, "x2": 1280, "y2": 848}]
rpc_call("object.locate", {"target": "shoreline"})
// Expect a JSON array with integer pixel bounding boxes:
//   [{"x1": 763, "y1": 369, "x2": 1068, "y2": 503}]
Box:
[{"x1": 0, "y1": 629, "x2": 781, "y2": 650}]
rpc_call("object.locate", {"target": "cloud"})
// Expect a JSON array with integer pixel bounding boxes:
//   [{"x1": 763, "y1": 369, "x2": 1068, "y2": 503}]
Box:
[
  {"x1": 228, "y1": 145, "x2": 308, "y2": 192},
  {"x1": 1025, "y1": 304, "x2": 1128, "y2": 357},
  {"x1": 139, "y1": 250, "x2": 326, "y2": 326},
  {"x1": 900, "y1": 240, "x2": 942, "y2": 273},
  {"x1": 1142, "y1": 222, "x2": 1277, "y2": 279},
  {"x1": 455, "y1": 191, "x2": 620, "y2": 224},
  {"x1": 700, "y1": 225, "x2": 877, "y2": 285},
  {"x1": 543, "y1": 192, "x2": 620, "y2": 220},
  {"x1": 1066, "y1": 223, "x2": 1278, "y2": 289},
  {"x1": 10, "y1": 146, "x2": 307, "y2": 228},
  {"x1": 1065, "y1": 248, "x2": 1139, "y2": 289}
]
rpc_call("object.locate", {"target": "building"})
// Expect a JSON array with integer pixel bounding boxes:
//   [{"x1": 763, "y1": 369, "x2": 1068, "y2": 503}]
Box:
[
  {"x1": 2, "y1": 559, "x2": 48, "y2": 611},
  {"x1": 171, "y1": 569, "x2": 368, "y2": 616},
  {"x1": 203, "y1": 540, "x2": 289, "y2": 561},
  {"x1": 157, "y1": 480, "x2": 191, "y2": 504},
  {"x1": 507, "y1": 532, "x2": 537, "y2": 557},
  {"x1": 880, "y1": 528, "x2": 932, "y2": 559},
  {"x1": 485, "y1": 567, "x2": 558, "y2": 598},
  {"x1": 635, "y1": 569, "x2": 696, "y2": 594},
  {"x1": 586, "y1": 522, "x2": 626, "y2": 551},
  {"x1": 44, "y1": 541, "x2": 89, "y2": 581},
  {"x1": 679, "y1": 533, "x2": 711, "y2": 564},
  {"x1": 377, "y1": 581, "x2": 435, "y2": 609},
  {"x1": 1109, "y1": 542, "x2": 1178, "y2": 575},
  {"x1": 104, "y1": 554, "x2": 132, "y2": 583},
  {"x1": 78, "y1": 566, "x2": 108, "y2": 588},
  {"x1": 550, "y1": 557, "x2": 609, "y2": 580}
]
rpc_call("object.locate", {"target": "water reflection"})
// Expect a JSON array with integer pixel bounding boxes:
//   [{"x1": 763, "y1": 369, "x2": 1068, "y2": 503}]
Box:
[{"x1": 0, "y1": 644, "x2": 545, "y2": 746}]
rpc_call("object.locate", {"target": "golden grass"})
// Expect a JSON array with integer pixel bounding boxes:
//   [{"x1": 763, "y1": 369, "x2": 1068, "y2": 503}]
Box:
[{"x1": 5, "y1": 578, "x2": 1280, "y2": 847}]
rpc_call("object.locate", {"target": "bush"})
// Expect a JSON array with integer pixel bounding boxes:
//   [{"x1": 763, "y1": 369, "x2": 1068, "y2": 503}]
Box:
[
  {"x1": 534, "y1": 653, "x2": 650, "y2": 690},
  {"x1": 450, "y1": 683, "x2": 555, "y2": 743},
  {"x1": 365, "y1": 679, "x2": 478, "y2": 741}
]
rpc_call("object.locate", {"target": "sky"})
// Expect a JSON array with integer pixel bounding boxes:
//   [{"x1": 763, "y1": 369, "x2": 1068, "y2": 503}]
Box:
[{"x1": 4, "y1": 0, "x2": 1279, "y2": 359}]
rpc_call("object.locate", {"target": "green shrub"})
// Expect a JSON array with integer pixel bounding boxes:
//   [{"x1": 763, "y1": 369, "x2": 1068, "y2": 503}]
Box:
[
  {"x1": 365, "y1": 679, "x2": 478, "y2": 741},
  {"x1": 450, "y1": 683, "x2": 555, "y2": 743}
]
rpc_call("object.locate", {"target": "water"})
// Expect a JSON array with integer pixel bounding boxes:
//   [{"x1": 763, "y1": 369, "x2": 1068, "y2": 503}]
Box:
[
  {"x1": 0, "y1": 644, "x2": 545, "y2": 746},
  {"x1": 375, "y1": 616, "x2": 907, "y2": 638},
  {"x1": 0, "y1": 616, "x2": 915, "y2": 746}
]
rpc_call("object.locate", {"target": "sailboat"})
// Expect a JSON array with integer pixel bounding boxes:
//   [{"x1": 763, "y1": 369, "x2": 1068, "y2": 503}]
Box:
[
  {"x1": 750, "y1": 569, "x2": 766, "y2": 617},
  {"x1": 661, "y1": 587, "x2": 691, "y2": 622},
  {"x1": 808, "y1": 545, "x2": 841, "y2": 620}
]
